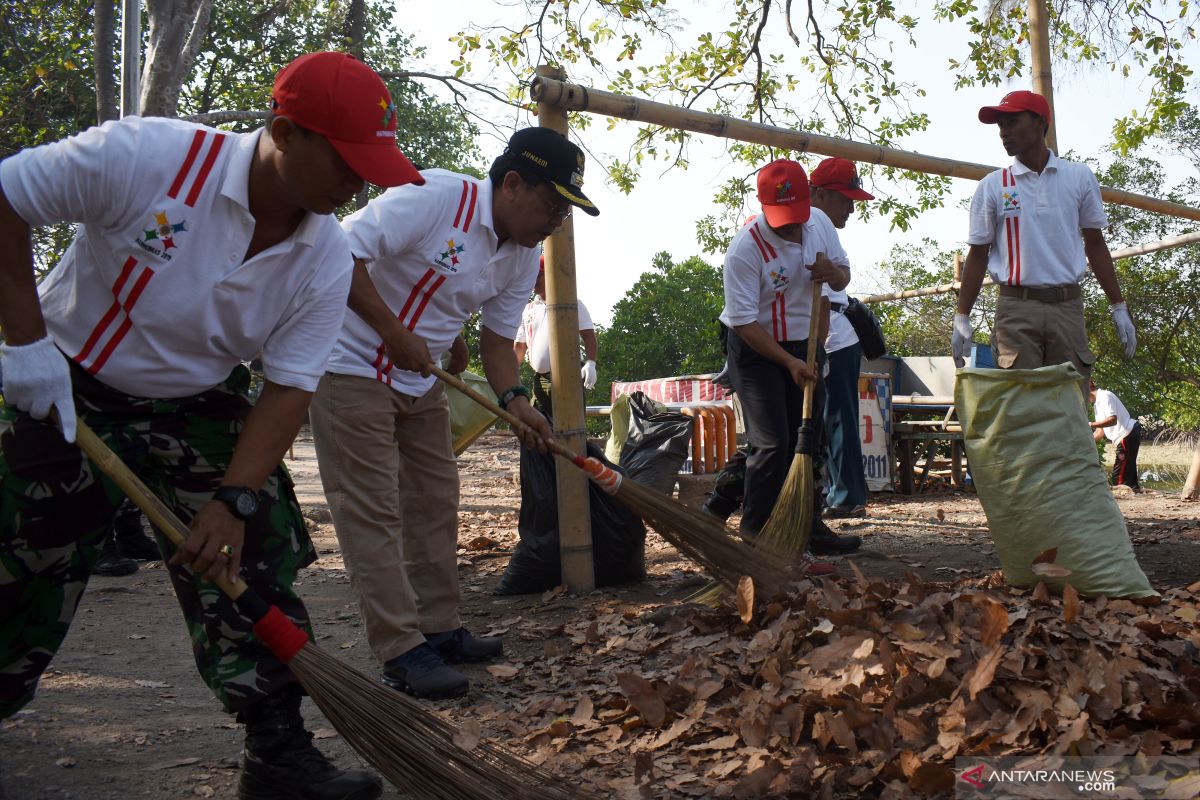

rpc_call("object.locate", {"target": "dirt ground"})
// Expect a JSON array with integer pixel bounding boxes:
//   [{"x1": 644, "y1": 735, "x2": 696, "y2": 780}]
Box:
[{"x1": 2, "y1": 428, "x2": 1198, "y2": 799}]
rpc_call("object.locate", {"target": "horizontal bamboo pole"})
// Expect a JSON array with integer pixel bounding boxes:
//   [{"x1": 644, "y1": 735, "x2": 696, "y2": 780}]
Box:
[
  {"x1": 858, "y1": 229, "x2": 1200, "y2": 304},
  {"x1": 529, "y1": 76, "x2": 1200, "y2": 222}
]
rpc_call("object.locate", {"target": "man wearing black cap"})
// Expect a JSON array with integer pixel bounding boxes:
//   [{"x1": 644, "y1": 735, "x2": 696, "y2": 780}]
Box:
[
  {"x1": 310, "y1": 127, "x2": 598, "y2": 700},
  {"x1": 953, "y1": 90, "x2": 1136, "y2": 379},
  {"x1": 0, "y1": 51, "x2": 421, "y2": 800}
]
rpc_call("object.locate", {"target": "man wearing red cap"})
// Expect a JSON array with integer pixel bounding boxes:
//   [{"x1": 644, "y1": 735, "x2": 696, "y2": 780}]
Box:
[
  {"x1": 514, "y1": 255, "x2": 599, "y2": 415},
  {"x1": 718, "y1": 158, "x2": 861, "y2": 556},
  {"x1": 310, "y1": 126, "x2": 598, "y2": 701},
  {"x1": 0, "y1": 52, "x2": 420, "y2": 799},
  {"x1": 953, "y1": 90, "x2": 1136, "y2": 379},
  {"x1": 809, "y1": 157, "x2": 874, "y2": 519}
]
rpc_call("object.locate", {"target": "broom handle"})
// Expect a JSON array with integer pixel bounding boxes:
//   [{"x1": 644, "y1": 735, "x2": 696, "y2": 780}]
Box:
[
  {"x1": 801, "y1": 278, "x2": 823, "y2": 419},
  {"x1": 430, "y1": 365, "x2": 583, "y2": 464},
  {"x1": 74, "y1": 418, "x2": 250, "y2": 600}
]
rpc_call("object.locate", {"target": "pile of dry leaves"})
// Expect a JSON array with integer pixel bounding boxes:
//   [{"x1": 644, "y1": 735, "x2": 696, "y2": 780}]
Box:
[{"x1": 467, "y1": 565, "x2": 1200, "y2": 799}]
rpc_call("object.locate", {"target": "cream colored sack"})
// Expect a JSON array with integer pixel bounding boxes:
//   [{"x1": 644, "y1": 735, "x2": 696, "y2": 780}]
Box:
[{"x1": 955, "y1": 364, "x2": 1156, "y2": 599}]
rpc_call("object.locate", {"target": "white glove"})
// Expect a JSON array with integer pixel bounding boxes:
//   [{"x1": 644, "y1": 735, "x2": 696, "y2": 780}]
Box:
[
  {"x1": 581, "y1": 359, "x2": 597, "y2": 390},
  {"x1": 0, "y1": 336, "x2": 77, "y2": 442},
  {"x1": 1110, "y1": 302, "x2": 1137, "y2": 359},
  {"x1": 951, "y1": 313, "x2": 973, "y2": 368}
]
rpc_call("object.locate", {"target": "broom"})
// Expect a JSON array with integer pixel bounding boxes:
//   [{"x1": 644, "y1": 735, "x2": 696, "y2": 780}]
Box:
[
  {"x1": 756, "y1": 278, "x2": 826, "y2": 556},
  {"x1": 430, "y1": 365, "x2": 791, "y2": 596},
  {"x1": 72, "y1": 419, "x2": 588, "y2": 800}
]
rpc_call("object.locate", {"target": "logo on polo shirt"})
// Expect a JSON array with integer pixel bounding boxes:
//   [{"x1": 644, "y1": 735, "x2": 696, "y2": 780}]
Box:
[
  {"x1": 768, "y1": 266, "x2": 790, "y2": 289},
  {"x1": 433, "y1": 238, "x2": 466, "y2": 273},
  {"x1": 136, "y1": 210, "x2": 186, "y2": 260},
  {"x1": 1002, "y1": 189, "x2": 1020, "y2": 214}
]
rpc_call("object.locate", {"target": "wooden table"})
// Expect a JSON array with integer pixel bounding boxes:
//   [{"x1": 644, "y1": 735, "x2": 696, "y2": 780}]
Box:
[{"x1": 891, "y1": 395, "x2": 965, "y2": 494}]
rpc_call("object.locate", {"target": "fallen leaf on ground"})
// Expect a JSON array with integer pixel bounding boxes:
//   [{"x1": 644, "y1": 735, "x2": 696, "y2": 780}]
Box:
[{"x1": 736, "y1": 576, "x2": 755, "y2": 626}]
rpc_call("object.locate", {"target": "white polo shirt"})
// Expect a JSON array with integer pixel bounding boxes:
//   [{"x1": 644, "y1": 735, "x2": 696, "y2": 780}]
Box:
[
  {"x1": 516, "y1": 296, "x2": 594, "y2": 374},
  {"x1": 719, "y1": 211, "x2": 846, "y2": 341},
  {"x1": 967, "y1": 151, "x2": 1108, "y2": 287},
  {"x1": 1093, "y1": 388, "x2": 1135, "y2": 444},
  {"x1": 328, "y1": 170, "x2": 539, "y2": 397},
  {"x1": 0, "y1": 116, "x2": 354, "y2": 398},
  {"x1": 825, "y1": 288, "x2": 859, "y2": 354}
]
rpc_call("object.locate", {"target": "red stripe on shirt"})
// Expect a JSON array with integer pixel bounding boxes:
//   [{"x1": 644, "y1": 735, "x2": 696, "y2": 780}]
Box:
[
  {"x1": 760, "y1": 225, "x2": 777, "y2": 261},
  {"x1": 1012, "y1": 216, "x2": 1022, "y2": 286},
  {"x1": 167, "y1": 131, "x2": 206, "y2": 200},
  {"x1": 453, "y1": 181, "x2": 470, "y2": 229},
  {"x1": 75, "y1": 257, "x2": 138, "y2": 363},
  {"x1": 461, "y1": 182, "x2": 478, "y2": 233},
  {"x1": 86, "y1": 265, "x2": 156, "y2": 374},
  {"x1": 748, "y1": 225, "x2": 770, "y2": 262},
  {"x1": 771, "y1": 296, "x2": 779, "y2": 340},
  {"x1": 777, "y1": 292, "x2": 788, "y2": 340},
  {"x1": 184, "y1": 134, "x2": 226, "y2": 207},
  {"x1": 396, "y1": 269, "x2": 435, "y2": 324},
  {"x1": 406, "y1": 276, "x2": 446, "y2": 330}
]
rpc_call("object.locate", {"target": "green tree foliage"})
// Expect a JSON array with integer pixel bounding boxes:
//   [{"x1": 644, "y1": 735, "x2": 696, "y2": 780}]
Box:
[
  {"x1": 594, "y1": 250, "x2": 725, "y2": 403},
  {"x1": 450, "y1": 0, "x2": 1198, "y2": 246}
]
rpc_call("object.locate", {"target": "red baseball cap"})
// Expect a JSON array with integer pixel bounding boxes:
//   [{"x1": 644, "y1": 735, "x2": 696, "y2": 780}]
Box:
[
  {"x1": 271, "y1": 52, "x2": 424, "y2": 188},
  {"x1": 978, "y1": 90, "x2": 1052, "y2": 125},
  {"x1": 809, "y1": 157, "x2": 875, "y2": 201},
  {"x1": 756, "y1": 159, "x2": 810, "y2": 227}
]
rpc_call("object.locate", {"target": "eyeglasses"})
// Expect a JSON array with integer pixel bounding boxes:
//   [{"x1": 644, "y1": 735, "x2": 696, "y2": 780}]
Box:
[
  {"x1": 533, "y1": 185, "x2": 573, "y2": 223},
  {"x1": 815, "y1": 175, "x2": 863, "y2": 191}
]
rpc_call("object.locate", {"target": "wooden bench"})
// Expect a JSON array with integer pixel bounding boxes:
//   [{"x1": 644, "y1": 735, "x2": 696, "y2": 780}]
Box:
[{"x1": 891, "y1": 395, "x2": 965, "y2": 494}]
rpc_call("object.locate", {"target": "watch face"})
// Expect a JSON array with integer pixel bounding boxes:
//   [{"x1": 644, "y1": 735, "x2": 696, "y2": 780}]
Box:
[{"x1": 235, "y1": 491, "x2": 258, "y2": 517}]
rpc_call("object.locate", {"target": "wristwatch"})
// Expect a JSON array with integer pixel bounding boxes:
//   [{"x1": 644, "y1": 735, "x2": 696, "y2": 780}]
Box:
[{"x1": 214, "y1": 486, "x2": 260, "y2": 521}]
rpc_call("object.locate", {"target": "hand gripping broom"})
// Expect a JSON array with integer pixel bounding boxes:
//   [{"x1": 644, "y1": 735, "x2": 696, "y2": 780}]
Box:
[
  {"x1": 756, "y1": 277, "x2": 825, "y2": 556},
  {"x1": 430, "y1": 365, "x2": 790, "y2": 596},
  {"x1": 72, "y1": 418, "x2": 588, "y2": 800}
]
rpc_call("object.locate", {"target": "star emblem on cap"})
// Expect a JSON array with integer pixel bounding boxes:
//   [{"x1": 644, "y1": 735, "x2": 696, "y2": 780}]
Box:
[
  {"x1": 776, "y1": 180, "x2": 792, "y2": 200},
  {"x1": 378, "y1": 97, "x2": 396, "y2": 128}
]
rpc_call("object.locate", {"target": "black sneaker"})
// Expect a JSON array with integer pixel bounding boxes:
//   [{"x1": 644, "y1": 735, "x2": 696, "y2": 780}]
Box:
[
  {"x1": 238, "y1": 687, "x2": 381, "y2": 800},
  {"x1": 809, "y1": 522, "x2": 862, "y2": 555},
  {"x1": 822, "y1": 504, "x2": 866, "y2": 519},
  {"x1": 426, "y1": 627, "x2": 503, "y2": 664},
  {"x1": 93, "y1": 534, "x2": 138, "y2": 576},
  {"x1": 382, "y1": 642, "x2": 469, "y2": 699}
]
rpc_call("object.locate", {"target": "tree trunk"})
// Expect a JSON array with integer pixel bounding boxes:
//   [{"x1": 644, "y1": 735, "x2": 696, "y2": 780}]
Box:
[
  {"x1": 1182, "y1": 442, "x2": 1200, "y2": 501},
  {"x1": 344, "y1": 0, "x2": 369, "y2": 209},
  {"x1": 141, "y1": 0, "x2": 214, "y2": 117},
  {"x1": 94, "y1": 0, "x2": 119, "y2": 123}
]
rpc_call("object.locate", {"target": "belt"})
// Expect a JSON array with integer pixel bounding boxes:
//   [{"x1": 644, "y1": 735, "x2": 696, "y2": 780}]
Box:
[
  {"x1": 997, "y1": 283, "x2": 1081, "y2": 302},
  {"x1": 829, "y1": 302, "x2": 846, "y2": 313}
]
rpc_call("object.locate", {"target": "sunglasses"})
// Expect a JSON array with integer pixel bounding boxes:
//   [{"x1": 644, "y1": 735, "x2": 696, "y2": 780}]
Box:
[{"x1": 533, "y1": 184, "x2": 573, "y2": 222}]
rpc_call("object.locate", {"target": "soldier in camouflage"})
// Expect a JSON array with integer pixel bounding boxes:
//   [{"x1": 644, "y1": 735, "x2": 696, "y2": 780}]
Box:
[{"x1": 0, "y1": 52, "x2": 423, "y2": 800}]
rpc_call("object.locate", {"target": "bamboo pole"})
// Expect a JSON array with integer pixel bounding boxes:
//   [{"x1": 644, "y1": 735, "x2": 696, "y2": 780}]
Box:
[
  {"x1": 858, "y1": 230, "x2": 1200, "y2": 304},
  {"x1": 536, "y1": 65, "x2": 594, "y2": 593},
  {"x1": 528, "y1": 76, "x2": 1200, "y2": 222},
  {"x1": 1028, "y1": 0, "x2": 1058, "y2": 152}
]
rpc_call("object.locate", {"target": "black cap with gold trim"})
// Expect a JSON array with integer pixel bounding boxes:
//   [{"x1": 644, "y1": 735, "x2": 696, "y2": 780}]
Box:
[{"x1": 504, "y1": 127, "x2": 599, "y2": 216}]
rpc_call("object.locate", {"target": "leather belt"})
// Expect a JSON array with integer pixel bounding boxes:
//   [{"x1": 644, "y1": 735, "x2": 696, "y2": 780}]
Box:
[{"x1": 997, "y1": 283, "x2": 1081, "y2": 302}]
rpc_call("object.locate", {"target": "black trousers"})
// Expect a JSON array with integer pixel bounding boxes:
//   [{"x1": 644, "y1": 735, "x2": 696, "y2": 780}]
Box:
[
  {"x1": 725, "y1": 328, "x2": 825, "y2": 535},
  {"x1": 1112, "y1": 422, "x2": 1142, "y2": 489}
]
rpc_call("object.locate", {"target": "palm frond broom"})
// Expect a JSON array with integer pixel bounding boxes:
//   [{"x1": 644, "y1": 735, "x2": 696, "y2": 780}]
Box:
[{"x1": 73, "y1": 419, "x2": 589, "y2": 800}]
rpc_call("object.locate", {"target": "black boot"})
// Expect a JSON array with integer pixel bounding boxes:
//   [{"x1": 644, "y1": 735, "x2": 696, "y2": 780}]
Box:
[
  {"x1": 93, "y1": 533, "x2": 138, "y2": 576},
  {"x1": 113, "y1": 504, "x2": 160, "y2": 561},
  {"x1": 237, "y1": 685, "x2": 382, "y2": 800}
]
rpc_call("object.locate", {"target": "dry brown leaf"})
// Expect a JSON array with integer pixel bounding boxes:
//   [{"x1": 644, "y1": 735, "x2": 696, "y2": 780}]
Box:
[
  {"x1": 55, "y1": 757, "x2": 76, "y2": 768},
  {"x1": 616, "y1": 672, "x2": 667, "y2": 728},
  {"x1": 1031, "y1": 582, "x2": 1051, "y2": 603},
  {"x1": 571, "y1": 694, "x2": 594, "y2": 726},
  {"x1": 310, "y1": 728, "x2": 337, "y2": 740},
  {"x1": 486, "y1": 663, "x2": 519, "y2": 679},
  {"x1": 650, "y1": 717, "x2": 695, "y2": 750},
  {"x1": 1031, "y1": 562, "x2": 1072, "y2": 578},
  {"x1": 1032, "y1": 547, "x2": 1059, "y2": 564},
  {"x1": 687, "y1": 734, "x2": 739, "y2": 751},
  {"x1": 452, "y1": 719, "x2": 482, "y2": 752},
  {"x1": 967, "y1": 646, "x2": 1005, "y2": 700},
  {"x1": 736, "y1": 575, "x2": 755, "y2": 626},
  {"x1": 978, "y1": 598, "x2": 1010, "y2": 648},
  {"x1": 1063, "y1": 583, "x2": 1080, "y2": 624},
  {"x1": 733, "y1": 759, "x2": 783, "y2": 799}
]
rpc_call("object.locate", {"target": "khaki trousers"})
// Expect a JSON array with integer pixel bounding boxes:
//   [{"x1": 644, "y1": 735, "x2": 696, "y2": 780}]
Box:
[
  {"x1": 991, "y1": 294, "x2": 1095, "y2": 384},
  {"x1": 310, "y1": 374, "x2": 461, "y2": 663}
]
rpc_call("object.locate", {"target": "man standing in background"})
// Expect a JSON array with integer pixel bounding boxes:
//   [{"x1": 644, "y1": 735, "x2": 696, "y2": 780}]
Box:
[
  {"x1": 1090, "y1": 381, "x2": 1142, "y2": 490},
  {"x1": 809, "y1": 157, "x2": 873, "y2": 519},
  {"x1": 514, "y1": 255, "x2": 599, "y2": 416}
]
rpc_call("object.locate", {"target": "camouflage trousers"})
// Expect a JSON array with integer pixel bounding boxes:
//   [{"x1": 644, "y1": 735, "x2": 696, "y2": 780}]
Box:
[{"x1": 0, "y1": 362, "x2": 315, "y2": 718}]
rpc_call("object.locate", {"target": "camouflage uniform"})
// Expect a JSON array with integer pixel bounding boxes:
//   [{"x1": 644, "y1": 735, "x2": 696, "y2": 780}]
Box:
[{"x1": 0, "y1": 360, "x2": 314, "y2": 718}]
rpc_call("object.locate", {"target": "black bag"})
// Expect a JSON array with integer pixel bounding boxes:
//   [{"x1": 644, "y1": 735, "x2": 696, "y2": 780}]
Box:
[
  {"x1": 494, "y1": 441, "x2": 646, "y2": 595},
  {"x1": 844, "y1": 297, "x2": 887, "y2": 359},
  {"x1": 619, "y1": 392, "x2": 694, "y2": 494}
]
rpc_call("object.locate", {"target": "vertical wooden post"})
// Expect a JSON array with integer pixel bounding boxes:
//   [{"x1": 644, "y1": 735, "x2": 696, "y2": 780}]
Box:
[
  {"x1": 120, "y1": 0, "x2": 141, "y2": 117},
  {"x1": 953, "y1": 252, "x2": 963, "y2": 284},
  {"x1": 536, "y1": 64, "x2": 595, "y2": 593},
  {"x1": 1028, "y1": 0, "x2": 1058, "y2": 152}
]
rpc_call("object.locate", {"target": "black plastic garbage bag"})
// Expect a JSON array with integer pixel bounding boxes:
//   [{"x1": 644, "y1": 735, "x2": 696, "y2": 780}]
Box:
[
  {"x1": 494, "y1": 442, "x2": 646, "y2": 595},
  {"x1": 618, "y1": 391, "x2": 693, "y2": 493}
]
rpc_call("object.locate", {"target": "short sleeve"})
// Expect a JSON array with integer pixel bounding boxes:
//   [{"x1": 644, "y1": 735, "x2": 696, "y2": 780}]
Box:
[
  {"x1": 1077, "y1": 166, "x2": 1108, "y2": 230},
  {"x1": 967, "y1": 174, "x2": 998, "y2": 246},
  {"x1": 577, "y1": 300, "x2": 595, "y2": 330},
  {"x1": 721, "y1": 245, "x2": 763, "y2": 327}
]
